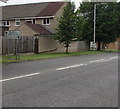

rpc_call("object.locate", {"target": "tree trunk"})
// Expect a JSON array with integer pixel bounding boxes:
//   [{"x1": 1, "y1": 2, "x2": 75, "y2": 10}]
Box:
[
  {"x1": 65, "y1": 41, "x2": 69, "y2": 54},
  {"x1": 97, "y1": 41, "x2": 101, "y2": 51},
  {"x1": 65, "y1": 46, "x2": 69, "y2": 54}
]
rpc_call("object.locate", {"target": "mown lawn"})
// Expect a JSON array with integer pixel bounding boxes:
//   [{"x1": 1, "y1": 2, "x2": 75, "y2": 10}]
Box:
[{"x1": 1, "y1": 50, "x2": 118, "y2": 63}]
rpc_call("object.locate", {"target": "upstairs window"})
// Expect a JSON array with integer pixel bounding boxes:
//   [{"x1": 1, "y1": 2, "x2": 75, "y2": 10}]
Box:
[
  {"x1": 0, "y1": 21, "x2": 2, "y2": 26},
  {"x1": 25, "y1": 19, "x2": 35, "y2": 24},
  {"x1": 2, "y1": 21, "x2": 6, "y2": 26},
  {"x1": 2, "y1": 21, "x2": 10, "y2": 26},
  {"x1": 6, "y1": 21, "x2": 10, "y2": 26},
  {"x1": 42, "y1": 18, "x2": 50, "y2": 25},
  {"x1": 33, "y1": 19, "x2": 36, "y2": 24},
  {"x1": 15, "y1": 19, "x2": 20, "y2": 26}
]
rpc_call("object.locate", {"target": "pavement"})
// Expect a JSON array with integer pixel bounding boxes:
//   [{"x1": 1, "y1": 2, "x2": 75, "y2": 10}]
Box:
[{"x1": 2, "y1": 53, "x2": 118, "y2": 107}]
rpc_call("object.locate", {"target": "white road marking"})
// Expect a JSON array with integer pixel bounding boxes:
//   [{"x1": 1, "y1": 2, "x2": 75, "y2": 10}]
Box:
[
  {"x1": 89, "y1": 59, "x2": 105, "y2": 63},
  {"x1": 56, "y1": 64, "x2": 87, "y2": 71},
  {"x1": 1, "y1": 56, "x2": 118, "y2": 82},
  {"x1": 109, "y1": 56, "x2": 118, "y2": 60},
  {"x1": 89, "y1": 56, "x2": 118, "y2": 64},
  {"x1": 56, "y1": 56, "x2": 118, "y2": 71},
  {"x1": 0, "y1": 72, "x2": 41, "y2": 82},
  {"x1": 94, "y1": 59, "x2": 109, "y2": 63}
]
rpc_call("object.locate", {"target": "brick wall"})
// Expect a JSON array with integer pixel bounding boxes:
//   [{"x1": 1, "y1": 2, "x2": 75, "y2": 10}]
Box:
[{"x1": 106, "y1": 38, "x2": 120, "y2": 50}]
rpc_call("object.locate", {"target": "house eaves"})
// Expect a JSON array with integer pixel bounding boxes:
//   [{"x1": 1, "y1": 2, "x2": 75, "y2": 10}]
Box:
[{"x1": 9, "y1": 16, "x2": 54, "y2": 20}]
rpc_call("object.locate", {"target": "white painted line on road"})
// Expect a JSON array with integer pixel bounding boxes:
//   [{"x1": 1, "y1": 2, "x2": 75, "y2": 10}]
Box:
[
  {"x1": 89, "y1": 56, "x2": 118, "y2": 64},
  {"x1": 95, "y1": 59, "x2": 109, "y2": 63},
  {"x1": 109, "y1": 56, "x2": 118, "y2": 60},
  {"x1": 56, "y1": 64, "x2": 87, "y2": 71},
  {"x1": 2, "y1": 56, "x2": 117, "y2": 82},
  {"x1": 89, "y1": 59, "x2": 105, "y2": 63},
  {"x1": 56, "y1": 56, "x2": 118, "y2": 71},
  {"x1": 0, "y1": 72, "x2": 41, "y2": 82}
]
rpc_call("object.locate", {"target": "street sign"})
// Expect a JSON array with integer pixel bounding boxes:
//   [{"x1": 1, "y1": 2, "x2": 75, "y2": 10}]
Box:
[
  {"x1": 90, "y1": 41, "x2": 96, "y2": 49},
  {"x1": 5, "y1": 30, "x2": 22, "y2": 59},
  {"x1": 5, "y1": 30, "x2": 22, "y2": 39}
]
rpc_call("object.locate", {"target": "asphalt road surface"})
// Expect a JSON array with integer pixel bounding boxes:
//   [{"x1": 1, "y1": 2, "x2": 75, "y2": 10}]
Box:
[{"x1": 2, "y1": 53, "x2": 118, "y2": 107}]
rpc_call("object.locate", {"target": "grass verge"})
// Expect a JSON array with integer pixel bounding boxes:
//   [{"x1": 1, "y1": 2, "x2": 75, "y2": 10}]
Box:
[{"x1": 1, "y1": 50, "x2": 118, "y2": 63}]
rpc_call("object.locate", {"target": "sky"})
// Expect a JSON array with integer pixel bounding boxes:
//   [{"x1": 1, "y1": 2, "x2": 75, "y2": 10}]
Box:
[
  {"x1": 0, "y1": 0, "x2": 119, "y2": 7},
  {"x1": 0, "y1": 0, "x2": 81, "y2": 7}
]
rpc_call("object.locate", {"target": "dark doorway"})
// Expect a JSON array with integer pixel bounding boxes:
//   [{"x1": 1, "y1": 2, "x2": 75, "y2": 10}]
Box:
[{"x1": 34, "y1": 38, "x2": 39, "y2": 54}]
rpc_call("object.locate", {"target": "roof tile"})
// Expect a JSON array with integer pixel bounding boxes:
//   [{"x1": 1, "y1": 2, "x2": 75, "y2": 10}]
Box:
[
  {"x1": 36, "y1": 2, "x2": 65, "y2": 17},
  {"x1": 2, "y1": 2, "x2": 65, "y2": 20}
]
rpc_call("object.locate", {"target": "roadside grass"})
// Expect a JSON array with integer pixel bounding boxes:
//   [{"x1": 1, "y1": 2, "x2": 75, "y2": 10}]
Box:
[{"x1": 1, "y1": 50, "x2": 119, "y2": 63}]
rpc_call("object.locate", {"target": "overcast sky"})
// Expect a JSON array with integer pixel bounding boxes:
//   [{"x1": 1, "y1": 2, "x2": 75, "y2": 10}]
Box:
[
  {"x1": 0, "y1": 0, "x2": 119, "y2": 7},
  {"x1": 0, "y1": 0, "x2": 81, "y2": 8}
]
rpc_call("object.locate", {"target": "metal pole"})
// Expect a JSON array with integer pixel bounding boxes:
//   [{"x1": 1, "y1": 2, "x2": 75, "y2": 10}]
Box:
[
  {"x1": 15, "y1": 38, "x2": 18, "y2": 60},
  {"x1": 94, "y1": 4, "x2": 96, "y2": 50},
  {"x1": 7, "y1": 38, "x2": 10, "y2": 59},
  {"x1": 18, "y1": 36, "x2": 20, "y2": 60}
]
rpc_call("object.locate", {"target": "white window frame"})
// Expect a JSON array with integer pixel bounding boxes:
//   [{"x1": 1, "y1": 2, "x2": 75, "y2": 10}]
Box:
[
  {"x1": 32, "y1": 19, "x2": 36, "y2": 24},
  {"x1": 6, "y1": 21, "x2": 10, "y2": 26},
  {"x1": 0, "y1": 21, "x2": 2, "y2": 26},
  {"x1": 2, "y1": 21, "x2": 10, "y2": 27},
  {"x1": 2, "y1": 21, "x2": 6, "y2": 26},
  {"x1": 25, "y1": 19, "x2": 35, "y2": 24},
  {"x1": 15, "y1": 19, "x2": 21, "y2": 26},
  {"x1": 42, "y1": 18, "x2": 50, "y2": 25}
]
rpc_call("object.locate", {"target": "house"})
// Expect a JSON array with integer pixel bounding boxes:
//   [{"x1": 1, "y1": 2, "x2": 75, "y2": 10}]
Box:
[
  {"x1": 1, "y1": 2, "x2": 89, "y2": 53},
  {"x1": 106, "y1": 38, "x2": 120, "y2": 50},
  {"x1": 0, "y1": 26, "x2": 9, "y2": 36}
]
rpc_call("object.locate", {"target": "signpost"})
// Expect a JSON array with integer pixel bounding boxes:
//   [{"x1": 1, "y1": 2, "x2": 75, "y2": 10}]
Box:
[
  {"x1": 90, "y1": 41, "x2": 96, "y2": 50},
  {"x1": 5, "y1": 30, "x2": 22, "y2": 59},
  {"x1": 5, "y1": 30, "x2": 21, "y2": 39}
]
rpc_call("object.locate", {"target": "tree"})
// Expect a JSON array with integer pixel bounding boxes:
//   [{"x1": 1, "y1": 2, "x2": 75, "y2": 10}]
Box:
[
  {"x1": 54, "y1": 2, "x2": 77, "y2": 53},
  {"x1": 76, "y1": 2, "x2": 94, "y2": 42},
  {"x1": 77, "y1": 2, "x2": 119, "y2": 50},
  {"x1": 114, "y1": 2, "x2": 120, "y2": 37}
]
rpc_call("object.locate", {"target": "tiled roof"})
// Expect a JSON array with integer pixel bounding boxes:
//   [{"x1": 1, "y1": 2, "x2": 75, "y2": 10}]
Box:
[
  {"x1": 2, "y1": 2, "x2": 65, "y2": 20},
  {"x1": 36, "y1": 2, "x2": 65, "y2": 17},
  {"x1": 25, "y1": 23, "x2": 52, "y2": 35}
]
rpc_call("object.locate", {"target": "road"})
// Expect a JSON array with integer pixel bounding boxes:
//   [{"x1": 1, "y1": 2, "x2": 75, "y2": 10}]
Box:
[{"x1": 2, "y1": 53, "x2": 118, "y2": 107}]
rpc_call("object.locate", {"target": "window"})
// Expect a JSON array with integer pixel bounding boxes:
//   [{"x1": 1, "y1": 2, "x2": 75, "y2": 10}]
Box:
[
  {"x1": 6, "y1": 21, "x2": 10, "y2": 26},
  {"x1": 2, "y1": 21, "x2": 6, "y2": 26},
  {"x1": 25, "y1": 19, "x2": 35, "y2": 24},
  {"x1": 42, "y1": 18, "x2": 50, "y2": 25},
  {"x1": 2, "y1": 21, "x2": 10, "y2": 26},
  {"x1": 0, "y1": 21, "x2": 2, "y2": 26},
  {"x1": 33, "y1": 19, "x2": 36, "y2": 24},
  {"x1": 15, "y1": 19, "x2": 20, "y2": 26}
]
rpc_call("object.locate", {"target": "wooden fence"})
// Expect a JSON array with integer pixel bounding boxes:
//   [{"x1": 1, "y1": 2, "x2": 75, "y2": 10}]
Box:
[{"x1": 2, "y1": 36, "x2": 35, "y2": 55}]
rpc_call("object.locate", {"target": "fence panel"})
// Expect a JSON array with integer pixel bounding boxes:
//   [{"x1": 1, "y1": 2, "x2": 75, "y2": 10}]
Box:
[{"x1": 2, "y1": 36, "x2": 35, "y2": 55}]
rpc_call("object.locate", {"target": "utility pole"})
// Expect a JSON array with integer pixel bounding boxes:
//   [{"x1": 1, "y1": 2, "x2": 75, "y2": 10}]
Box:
[{"x1": 93, "y1": 3, "x2": 107, "y2": 50}]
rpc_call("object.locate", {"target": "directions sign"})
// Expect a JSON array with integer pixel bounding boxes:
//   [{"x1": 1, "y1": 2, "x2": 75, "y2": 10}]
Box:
[
  {"x1": 5, "y1": 30, "x2": 22, "y2": 39},
  {"x1": 90, "y1": 41, "x2": 96, "y2": 48}
]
